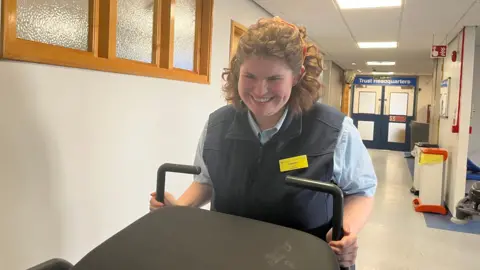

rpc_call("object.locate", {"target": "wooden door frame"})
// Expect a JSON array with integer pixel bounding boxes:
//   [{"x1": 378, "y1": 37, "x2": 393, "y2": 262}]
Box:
[{"x1": 229, "y1": 20, "x2": 247, "y2": 61}]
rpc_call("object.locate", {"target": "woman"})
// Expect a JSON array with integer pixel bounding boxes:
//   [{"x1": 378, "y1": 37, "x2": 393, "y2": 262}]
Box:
[{"x1": 150, "y1": 17, "x2": 377, "y2": 268}]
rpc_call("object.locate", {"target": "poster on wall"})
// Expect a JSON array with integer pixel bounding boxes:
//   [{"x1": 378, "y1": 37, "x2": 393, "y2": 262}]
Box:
[{"x1": 439, "y1": 78, "x2": 451, "y2": 118}]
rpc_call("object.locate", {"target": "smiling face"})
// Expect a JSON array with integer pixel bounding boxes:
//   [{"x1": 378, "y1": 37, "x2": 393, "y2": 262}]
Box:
[
  {"x1": 238, "y1": 56, "x2": 299, "y2": 125},
  {"x1": 222, "y1": 18, "x2": 323, "y2": 124}
]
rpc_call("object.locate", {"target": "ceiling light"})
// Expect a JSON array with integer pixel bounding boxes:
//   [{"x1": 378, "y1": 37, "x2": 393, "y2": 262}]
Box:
[
  {"x1": 367, "y1": 61, "x2": 396, "y2": 66},
  {"x1": 358, "y1": 42, "x2": 398, "y2": 49},
  {"x1": 372, "y1": 72, "x2": 394, "y2": 75},
  {"x1": 352, "y1": 62, "x2": 357, "y2": 65},
  {"x1": 336, "y1": 0, "x2": 402, "y2": 9}
]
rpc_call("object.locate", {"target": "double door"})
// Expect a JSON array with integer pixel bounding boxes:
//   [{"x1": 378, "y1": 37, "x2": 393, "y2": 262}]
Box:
[{"x1": 352, "y1": 85, "x2": 415, "y2": 151}]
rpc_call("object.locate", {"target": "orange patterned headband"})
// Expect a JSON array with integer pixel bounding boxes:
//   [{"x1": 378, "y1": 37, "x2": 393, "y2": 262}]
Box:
[{"x1": 273, "y1": 16, "x2": 307, "y2": 61}]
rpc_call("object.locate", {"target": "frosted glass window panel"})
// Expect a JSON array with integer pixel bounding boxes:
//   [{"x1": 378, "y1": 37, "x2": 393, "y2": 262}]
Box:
[
  {"x1": 357, "y1": 121, "x2": 375, "y2": 141},
  {"x1": 388, "y1": 123, "x2": 406, "y2": 143},
  {"x1": 389, "y1": 92, "x2": 408, "y2": 115},
  {"x1": 358, "y1": 92, "x2": 377, "y2": 114},
  {"x1": 174, "y1": 0, "x2": 196, "y2": 70},
  {"x1": 116, "y1": 0, "x2": 154, "y2": 63},
  {"x1": 16, "y1": 0, "x2": 89, "y2": 51}
]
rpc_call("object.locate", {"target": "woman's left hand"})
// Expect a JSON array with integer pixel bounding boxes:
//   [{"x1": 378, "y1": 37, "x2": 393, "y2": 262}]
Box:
[{"x1": 326, "y1": 225, "x2": 358, "y2": 268}]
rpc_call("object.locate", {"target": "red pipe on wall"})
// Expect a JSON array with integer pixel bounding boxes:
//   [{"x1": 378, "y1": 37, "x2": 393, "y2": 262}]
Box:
[
  {"x1": 452, "y1": 27, "x2": 473, "y2": 134},
  {"x1": 452, "y1": 28, "x2": 465, "y2": 133}
]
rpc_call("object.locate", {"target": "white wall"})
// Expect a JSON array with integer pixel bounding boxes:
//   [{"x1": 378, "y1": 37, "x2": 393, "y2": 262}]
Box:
[
  {"x1": 416, "y1": 75, "x2": 434, "y2": 123},
  {"x1": 437, "y1": 27, "x2": 476, "y2": 216},
  {"x1": 0, "y1": 1, "x2": 270, "y2": 269},
  {"x1": 469, "y1": 45, "x2": 480, "y2": 163},
  {"x1": 322, "y1": 60, "x2": 344, "y2": 110},
  {"x1": 429, "y1": 59, "x2": 443, "y2": 144}
]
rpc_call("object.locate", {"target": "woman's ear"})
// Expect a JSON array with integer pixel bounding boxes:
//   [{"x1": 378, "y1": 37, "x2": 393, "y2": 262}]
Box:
[{"x1": 293, "y1": 66, "x2": 306, "y2": 86}]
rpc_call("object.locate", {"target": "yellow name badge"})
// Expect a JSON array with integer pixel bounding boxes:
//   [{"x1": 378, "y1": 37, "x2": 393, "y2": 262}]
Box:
[{"x1": 279, "y1": 155, "x2": 309, "y2": 172}]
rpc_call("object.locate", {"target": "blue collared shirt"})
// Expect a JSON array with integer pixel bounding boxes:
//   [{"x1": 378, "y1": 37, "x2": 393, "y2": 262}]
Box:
[
  {"x1": 193, "y1": 109, "x2": 377, "y2": 197},
  {"x1": 247, "y1": 109, "x2": 289, "y2": 144}
]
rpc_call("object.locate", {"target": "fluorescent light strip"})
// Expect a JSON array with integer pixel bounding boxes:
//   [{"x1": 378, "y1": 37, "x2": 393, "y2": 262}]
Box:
[
  {"x1": 367, "y1": 61, "x2": 396, "y2": 66},
  {"x1": 336, "y1": 0, "x2": 402, "y2": 9},
  {"x1": 372, "y1": 72, "x2": 394, "y2": 75},
  {"x1": 358, "y1": 42, "x2": 398, "y2": 48}
]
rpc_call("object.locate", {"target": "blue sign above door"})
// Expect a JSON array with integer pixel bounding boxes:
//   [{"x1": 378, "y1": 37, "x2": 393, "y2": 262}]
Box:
[{"x1": 353, "y1": 76, "x2": 417, "y2": 87}]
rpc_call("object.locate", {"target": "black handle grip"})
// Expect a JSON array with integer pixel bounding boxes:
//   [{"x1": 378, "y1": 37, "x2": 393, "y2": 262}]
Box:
[
  {"x1": 27, "y1": 258, "x2": 73, "y2": 270},
  {"x1": 285, "y1": 176, "x2": 350, "y2": 270},
  {"x1": 156, "y1": 163, "x2": 201, "y2": 203}
]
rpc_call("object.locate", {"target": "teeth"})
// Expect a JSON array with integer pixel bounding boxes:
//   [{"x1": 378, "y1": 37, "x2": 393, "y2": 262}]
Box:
[{"x1": 253, "y1": 97, "x2": 273, "y2": 103}]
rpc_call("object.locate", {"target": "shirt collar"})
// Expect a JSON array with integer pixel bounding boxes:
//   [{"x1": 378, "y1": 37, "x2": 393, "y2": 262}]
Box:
[{"x1": 247, "y1": 108, "x2": 289, "y2": 136}]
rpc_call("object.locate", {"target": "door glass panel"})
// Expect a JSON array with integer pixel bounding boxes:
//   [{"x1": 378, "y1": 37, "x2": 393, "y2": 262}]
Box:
[
  {"x1": 358, "y1": 92, "x2": 377, "y2": 114},
  {"x1": 116, "y1": 0, "x2": 155, "y2": 63},
  {"x1": 384, "y1": 86, "x2": 415, "y2": 116},
  {"x1": 358, "y1": 121, "x2": 375, "y2": 141},
  {"x1": 353, "y1": 86, "x2": 382, "y2": 115},
  {"x1": 16, "y1": 0, "x2": 89, "y2": 51},
  {"x1": 389, "y1": 92, "x2": 408, "y2": 115},
  {"x1": 388, "y1": 123, "x2": 406, "y2": 143},
  {"x1": 173, "y1": 0, "x2": 197, "y2": 70}
]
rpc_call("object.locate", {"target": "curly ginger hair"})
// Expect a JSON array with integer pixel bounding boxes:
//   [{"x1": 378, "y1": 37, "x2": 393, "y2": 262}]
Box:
[{"x1": 222, "y1": 17, "x2": 325, "y2": 114}]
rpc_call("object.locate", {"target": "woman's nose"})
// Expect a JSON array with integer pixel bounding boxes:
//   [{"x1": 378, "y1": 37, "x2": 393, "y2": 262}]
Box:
[{"x1": 252, "y1": 80, "x2": 268, "y2": 95}]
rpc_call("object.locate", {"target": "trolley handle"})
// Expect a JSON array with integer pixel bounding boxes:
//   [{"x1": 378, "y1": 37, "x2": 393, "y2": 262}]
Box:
[
  {"x1": 285, "y1": 176, "x2": 350, "y2": 270},
  {"x1": 156, "y1": 163, "x2": 201, "y2": 203}
]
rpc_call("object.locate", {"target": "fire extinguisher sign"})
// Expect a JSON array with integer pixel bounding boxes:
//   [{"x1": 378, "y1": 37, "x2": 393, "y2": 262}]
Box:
[{"x1": 431, "y1": 45, "x2": 447, "y2": 58}]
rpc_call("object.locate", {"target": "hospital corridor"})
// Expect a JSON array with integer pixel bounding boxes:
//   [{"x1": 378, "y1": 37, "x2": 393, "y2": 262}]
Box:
[
  {"x1": 1, "y1": 0, "x2": 480, "y2": 270},
  {"x1": 358, "y1": 150, "x2": 479, "y2": 270}
]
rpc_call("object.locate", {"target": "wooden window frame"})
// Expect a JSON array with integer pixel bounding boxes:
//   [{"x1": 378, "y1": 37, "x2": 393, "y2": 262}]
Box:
[{"x1": 0, "y1": 0, "x2": 213, "y2": 84}]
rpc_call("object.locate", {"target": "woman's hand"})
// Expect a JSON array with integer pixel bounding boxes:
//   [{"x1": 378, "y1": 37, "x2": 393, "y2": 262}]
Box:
[
  {"x1": 149, "y1": 192, "x2": 177, "y2": 211},
  {"x1": 326, "y1": 225, "x2": 358, "y2": 268}
]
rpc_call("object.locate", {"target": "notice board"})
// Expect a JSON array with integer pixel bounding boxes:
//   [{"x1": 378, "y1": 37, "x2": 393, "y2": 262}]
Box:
[{"x1": 440, "y1": 78, "x2": 450, "y2": 118}]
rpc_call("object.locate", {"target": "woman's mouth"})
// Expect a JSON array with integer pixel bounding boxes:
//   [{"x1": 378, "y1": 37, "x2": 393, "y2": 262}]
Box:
[{"x1": 252, "y1": 96, "x2": 274, "y2": 103}]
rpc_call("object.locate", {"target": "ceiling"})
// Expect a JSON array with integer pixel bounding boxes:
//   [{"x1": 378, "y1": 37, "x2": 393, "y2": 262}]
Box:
[{"x1": 252, "y1": 0, "x2": 480, "y2": 76}]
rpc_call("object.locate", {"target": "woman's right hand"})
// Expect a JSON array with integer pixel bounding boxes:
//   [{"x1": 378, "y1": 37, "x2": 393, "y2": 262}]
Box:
[{"x1": 149, "y1": 192, "x2": 177, "y2": 211}]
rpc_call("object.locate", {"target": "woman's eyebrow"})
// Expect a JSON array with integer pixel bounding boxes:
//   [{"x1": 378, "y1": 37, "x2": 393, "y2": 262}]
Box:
[
  {"x1": 242, "y1": 72, "x2": 256, "y2": 77},
  {"x1": 267, "y1": 75, "x2": 284, "y2": 79},
  {"x1": 241, "y1": 72, "x2": 283, "y2": 79}
]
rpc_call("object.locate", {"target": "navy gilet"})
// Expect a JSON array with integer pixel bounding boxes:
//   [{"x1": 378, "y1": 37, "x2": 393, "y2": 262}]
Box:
[{"x1": 203, "y1": 103, "x2": 345, "y2": 240}]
